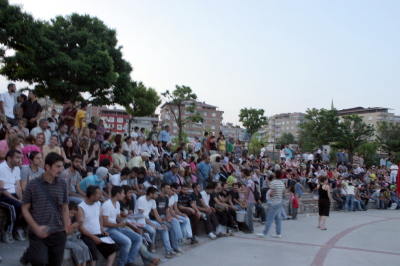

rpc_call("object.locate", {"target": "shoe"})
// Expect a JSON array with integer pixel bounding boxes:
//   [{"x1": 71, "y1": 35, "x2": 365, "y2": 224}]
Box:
[
  {"x1": 174, "y1": 248, "x2": 183, "y2": 254},
  {"x1": 227, "y1": 229, "x2": 234, "y2": 236},
  {"x1": 165, "y1": 252, "x2": 175, "y2": 259},
  {"x1": 16, "y1": 228, "x2": 26, "y2": 241},
  {"x1": 3, "y1": 232, "x2": 14, "y2": 243},
  {"x1": 208, "y1": 232, "x2": 217, "y2": 240},
  {"x1": 256, "y1": 233, "x2": 266, "y2": 238},
  {"x1": 272, "y1": 234, "x2": 282, "y2": 238},
  {"x1": 149, "y1": 258, "x2": 161, "y2": 266},
  {"x1": 190, "y1": 237, "x2": 199, "y2": 245}
]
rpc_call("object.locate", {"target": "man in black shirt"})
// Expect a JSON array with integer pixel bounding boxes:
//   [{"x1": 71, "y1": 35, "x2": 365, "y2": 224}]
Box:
[{"x1": 21, "y1": 91, "x2": 42, "y2": 131}]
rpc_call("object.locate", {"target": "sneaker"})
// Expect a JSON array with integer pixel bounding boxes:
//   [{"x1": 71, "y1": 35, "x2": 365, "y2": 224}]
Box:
[
  {"x1": 208, "y1": 232, "x2": 217, "y2": 240},
  {"x1": 165, "y1": 252, "x2": 175, "y2": 259},
  {"x1": 3, "y1": 231, "x2": 14, "y2": 243},
  {"x1": 256, "y1": 233, "x2": 266, "y2": 238},
  {"x1": 272, "y1": 234, "x2": 282, "y2": 238},
  {"x1": 190, "y1": 237, "x2": 199, "y2": 245},
  {"x1": 16, "y1": 228, "x2": 26, "y2": 241},
  {"x1": 174, "y1": 248, "x2": 184, "y2": 255}
]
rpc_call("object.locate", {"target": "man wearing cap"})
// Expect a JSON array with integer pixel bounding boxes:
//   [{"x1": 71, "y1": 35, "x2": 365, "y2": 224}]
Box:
[
  {"x1": 163, "y1": 164, "x2": 180, "y2": 185},
  {"x1": 127, "y1": 152, "x2": 149, "y2": 169},
  {"x1": 79, "y1": 167, "x2": 109, "y2": 198}
]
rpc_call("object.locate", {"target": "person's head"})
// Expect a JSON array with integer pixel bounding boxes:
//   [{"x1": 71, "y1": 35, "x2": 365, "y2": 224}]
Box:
[
  {"x1": 28, "y1": 90, "x2": 37, "y2": 101},
  {"x1": 192, "y1": 183, "x2": 201, "y2": 193},
  {"x1": 100, "y1": 158, "x2": 111, "y2": 168},
  {"x1": 125, "y1": 136, "x2": 132, "y2": 143},
  {"x1": 89, "y1": 141, "x2": 100, "y2": 154},
  {"x1": 171, "y1": 183, "x2": 181, "y2": 194},
  {"x1": 103, "y1": 147, "x2": 112, "y2": 155},
  {"x1": 96, "y1": 167, "x2": 109, "y2": 180},
  {"x1": 170, "y1": 164, "x2": 178, "y2": 174},
  {"x1": 80, "y1": 101, "x2": 88, "y2": 110},
  {"x1": 114, "y1": 134, "x2": 122, "y2": 145},
  {"x1": 6, "y1": 150, "x2": 22, "y2": 168},
  {"x1": 319, "y1": 176, "x2": 328, "y2": 185},
  {"x1": 29, "y1": 151, "x2": 43, "y2": 167},
  {"x1": 120, "y1": 167, "x2": 131, "y2": 179},
  {"x1": 146, "y1": 186, "x2": 158, "y2": 199},
  {"x1": 35, "y1": 133, "x2": 45, "y2": 146},
  {"x1": 134, "y1": 126, "x2": 139, "y2": 132},
  {"x1": 7, "y1": 83, "x2": 16, "y2": 93},
  {"x1": 39, "y1": 119, "x2": 48, "y2": 130},
  {"x1": 140, "y1": 128, "x2": 145, "y2": 133},
  {"x1": 111, "y1": 186, "x2": 125, "y2": 201},
  {"x1": 205, "y1": 183, "x2": 215, "y2": 194},
  {"x1": 122, "y1": 185, "x2": 134, "y2": 200},
  {"x1": 161, "y1": 183, "x2": 171, "y2": 195},
  {"x1": 79, "y1": 137, "x2": 90, "y2": 151},
  {"x1": 18, "y1": 119, "x2": 26, "y2": 128},
  {"x1": 232, "y1": 183, "x2": 239, "y2": 192},
  {"x1": 49, "y1": 135, "x2": 58, "y2": 146},
  {"x1": 164, "y1": 125, "x2": 169, "y2": 132},
  {"x1": 70, "y1": 155, "x2": 82, "y2": 171},
  {"x1": 63, "y1": 137, "x2": 73, "y2": 149},
  {"x1": 113, "y1": 145, "x2": 122, "y2": 154},
  {"x1": 141, "y1": 152, "x2": 150, "y2": 161},
  {"x1": 64, "y1": 100, "x2": 72, "y2": 108},
  {"x1": 44, "y1": 152, "x2": 65, "y2": 177},
  {"x1": 86, "y1": 185, "x2": 101, "y2": 202},
  {"x1": 60, "y1": 124, "x2": 68, "y2": 134}
]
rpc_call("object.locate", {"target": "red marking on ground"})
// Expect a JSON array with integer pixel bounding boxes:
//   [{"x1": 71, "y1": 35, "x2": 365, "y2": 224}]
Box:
[{"x1": 311, "y1": 217, "x2": 400, "y2": 266}]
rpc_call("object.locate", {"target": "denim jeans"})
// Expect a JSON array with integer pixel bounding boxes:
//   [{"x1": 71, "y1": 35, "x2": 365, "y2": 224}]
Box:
[
  {"x1": 246, "y1": 203, "x2": 255, "y2": 232},
  {"x1": 263, "y1": 202, "x2": 283, "y2": 236},
  {"x1": 107, "y1": 227, "x2": 142, "y2": 266},
  {"x1": 150, "y1": 220, "x2": 173, "y2": 253},
  {"x1": 345, "y1": 195, "x2": 355, "y2": 211},
  {"x1": 167, "y1": 218, "x2": 183, "y2": 250},
  {"x1": 353, "y1": 199, "x2": 363, "y2": 211},
  {"x1": 177, "y1": 215, "x2": 192, "y2": 239}
]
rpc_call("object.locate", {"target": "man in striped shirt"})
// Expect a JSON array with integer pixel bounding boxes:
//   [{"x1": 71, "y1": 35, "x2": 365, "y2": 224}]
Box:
[{"x1": 257, "y1": 173, "x2": 285, "y2": 238}]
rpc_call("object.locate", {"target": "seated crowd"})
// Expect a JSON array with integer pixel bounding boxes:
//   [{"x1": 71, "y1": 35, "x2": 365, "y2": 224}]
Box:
[{"x1": 0, "y1": 94, "x2": 399, "y2": 266}]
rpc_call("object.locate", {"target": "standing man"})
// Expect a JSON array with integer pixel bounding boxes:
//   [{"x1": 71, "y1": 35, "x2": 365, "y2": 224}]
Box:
[
  {"x1": 60, "y1": 100, "x2": 77, "y2": 130},
  {"x1": 21, "y1": 91, "x2": 42, "y2": 131},
  {"x1": 0, "y1": 83, "x2": 17, "y2": 126},
  {"x1": 158, "y1": 125, "x2": 171, "y2": 148},
  {"x1": 21, "y1": 152, "x2": 70, "y2": 266},
  {"x1": 257, "y1": 172, "x2": 285, "y2": 238},
  {"x1": 197, "y1": 155, "x2": 211, "y2": 189}
]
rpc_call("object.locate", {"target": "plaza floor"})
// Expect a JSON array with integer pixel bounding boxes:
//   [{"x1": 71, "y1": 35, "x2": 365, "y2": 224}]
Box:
[{"x1": 0, "y1": 210, "x2": 399, "y2": 266}]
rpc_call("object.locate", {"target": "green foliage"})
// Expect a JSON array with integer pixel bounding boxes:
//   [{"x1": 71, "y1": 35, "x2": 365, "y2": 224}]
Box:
[
  {"x1": 248, "y1": 133, "x2": 267, "y2": 156},
  {"x1": 162, "y1": 85, "x2": 203, "y2": 142},
  {"x1": 333, "y1": 115, "x2": 374, "y2": 161},
  {"x1": 239, "y1": 108, "x2": 267, "y2": 137},
  {"x1": 355, "y1": 142, "x2": 379, "y2": 167},
  {"x1": 277, "y1": 132, "x2": 296, "y2": 147},
  {"x1": 299, "y1": 108, "x2": 341, "y2": 150},
  {"x1": 376, "y1": 121, "x2": 400, "y2": 155}
]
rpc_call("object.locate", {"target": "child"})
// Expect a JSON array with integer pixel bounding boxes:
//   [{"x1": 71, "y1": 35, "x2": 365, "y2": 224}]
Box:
[
  {"x1": 66, "y1": 202, "x2": 92, "y2": 266},
  {"x1": 289, "y1": 186, "x2": 299, "y2": 220}
]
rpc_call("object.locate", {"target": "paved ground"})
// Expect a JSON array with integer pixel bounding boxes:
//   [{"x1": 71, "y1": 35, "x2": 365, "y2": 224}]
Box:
[{"x1": 1, "y1": 210, "x2": 399, "y2": 266}]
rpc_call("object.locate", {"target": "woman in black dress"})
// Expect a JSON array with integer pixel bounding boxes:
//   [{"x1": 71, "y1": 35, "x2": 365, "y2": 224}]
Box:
[{"x1": 317, "y1": 176, "x2": 331, "y2": 230}]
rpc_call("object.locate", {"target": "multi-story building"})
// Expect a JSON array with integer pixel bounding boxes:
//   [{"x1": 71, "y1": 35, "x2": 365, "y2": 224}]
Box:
[
  {"x1": 220, "y1": 123, "x2": 248, "y2": 141},
  {"x1": 160, "y1": 101, "x2": 223, "y2": 139},
  {"x1": 129, "y1": 116, "x2": 159, "y2": 132},
  {"x1": 337, "y1": 107, "x2": 400, "y2": 129},
  {"x1": 266, "y1": 112, "x2": 305, "y2": 143},
  {"x1": 99, "y1": 108, "x2": 130, "y2": 134}
]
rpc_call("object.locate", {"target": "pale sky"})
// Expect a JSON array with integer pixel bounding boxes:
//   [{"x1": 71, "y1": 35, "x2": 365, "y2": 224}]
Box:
[{"x1": 1, "y1": 0, "x2": 399, "y2": 124}]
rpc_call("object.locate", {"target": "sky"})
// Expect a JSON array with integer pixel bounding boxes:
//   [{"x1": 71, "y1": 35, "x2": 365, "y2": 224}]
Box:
[{"x1": 1, "y1": 0, "x2": 400, "y2": 124}]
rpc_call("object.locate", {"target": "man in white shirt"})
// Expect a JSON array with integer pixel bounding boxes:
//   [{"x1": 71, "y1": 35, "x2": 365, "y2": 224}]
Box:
[
  {"x1": 135, "y1": 187, "x2": 176, "y2": 258},
  {"x1": 30, "y1": 119, "x2": 52, "y2": 144},
  {"x1": 122, "y1": 136, "x2": 135, "y2": 158},
  {"x1": 0, "y1": 150, "x2": 24, "y2": 242},
  {"x1": 344, "y1": 182, "x2": 356, "y2": 211},
  {"x1": 101, "y1": 186, "x2": 142, "y2": 266},
  {"x1": 78, "y1": 186, "x2": 117, "y2": 266},
  {"x1": 390, "y1": 164, "x2": 398, "y2": 184},
  {"x1": 109, "y1": 167, "x2": 130, "y2": 186},
  {"x1": 0, "y1": 83, "x2": 17, "y2": 126}
]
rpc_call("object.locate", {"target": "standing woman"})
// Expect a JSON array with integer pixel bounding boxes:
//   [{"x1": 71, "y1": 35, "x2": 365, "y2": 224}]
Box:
[{"x1": 317, "y1": 176, "x2": 332, "y2": 230}]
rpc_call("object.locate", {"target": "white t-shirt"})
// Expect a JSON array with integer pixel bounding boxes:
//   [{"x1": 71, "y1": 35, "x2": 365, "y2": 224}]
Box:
[
  {"x1": 0, "y1": 161, "x2": 21, "y2": 194},
  {"x1": 135, "y1": 195, "x2": 156, "y2": 225},
  {"x1": 200, "y1": 191, "x2": 210, "y2": 207},
  {"x1": 168, "y1": 193, "x2": 178, "y2": 207},
  {"x1": 345, "y1": 185, "x2": 356, "y2": 195},
  {"x1": 101, "y1": 199, "x2": 120, "y2": 225},
  {"x1": 390, "y1": 164, "x2": 398, "y2": 175},
  {"x1": 0, "y1": 92, "x2": 15, "y2": 119},
  {"x1": 79, "y1": 201, "x2": 101, "y2": 235},
  {"x1": 109, "y1": 174, "x2": 127, "y2": 186}
]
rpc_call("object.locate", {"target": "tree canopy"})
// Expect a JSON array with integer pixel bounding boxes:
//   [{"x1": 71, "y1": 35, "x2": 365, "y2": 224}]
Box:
[
  {"x1": 162, "y1": 85, "x2": 203, "y2": 142},
  {"x1": 277, "y1": 132, "x2": 296, "y2": 147},
  {"x1": 239, "y1": 108, "x2": 267, "y2": 137},
  {"x1": 376, "y1": 121, "x2": 400, "y2": 155}
]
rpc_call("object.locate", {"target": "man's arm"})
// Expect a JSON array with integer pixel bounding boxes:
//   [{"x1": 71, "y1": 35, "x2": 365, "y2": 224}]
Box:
[
  {"x1": 22, "y1": 203, "x2": 49, "y2": 238},
  {"x1": 15, "y1": 180, "x2": 23, "y2": 200},
  {"x1": 0, "y1": 180, "x2": 20, "y2": 201}
]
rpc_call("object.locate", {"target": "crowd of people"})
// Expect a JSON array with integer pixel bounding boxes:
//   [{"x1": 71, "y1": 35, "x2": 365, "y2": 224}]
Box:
[{"x1": 1, "y1": 83, "x2": 400, "y2": 266}]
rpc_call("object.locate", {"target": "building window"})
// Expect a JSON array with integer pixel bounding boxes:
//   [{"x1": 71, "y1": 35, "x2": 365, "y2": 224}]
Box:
[
  {"x1": 203, "y1": 112, "x2": 207, "y2": 117},
  {"x1": 212, "y1": 112, "x2": 216, "y2": 117},
  {"x1": 117, "y1": 117, "x2": 124, "y2": 123},
  {"x1": 211, "y1": 125, "x2": 216, "y2": 130},
  {"x1": 117, "y1": 124, "x2": 123, "y2": 130},
  {"x1": 108, "y1": 117, "x2": 115, "y2": 123}
]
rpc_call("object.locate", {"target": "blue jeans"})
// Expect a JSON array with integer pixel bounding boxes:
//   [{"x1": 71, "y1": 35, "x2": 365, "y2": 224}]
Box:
[
  {"x1": 246, "y1": 203, "x2": 255, "y2": 233},
  {"x1": 177, "y1": 215, "x2": 192, "y2": 239},
  {"x1": 263, "y1": 202, "x2": 283, "y2": 236},
  {"x1": 107, "y1": 227, "x2": 142, "y2": 266},
  {"x1": 345, "y1": 195, "x2": 355, "y2": 211},
  {"x1": 168, "y1": 218, "x2": 183, "y2": 250},
  {"x1": 150, "y1": 220, "x2": 173, "y2": 253}
]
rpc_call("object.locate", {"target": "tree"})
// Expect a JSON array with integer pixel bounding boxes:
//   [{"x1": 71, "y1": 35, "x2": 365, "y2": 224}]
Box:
[
  {"x1": 355, "y1": 142, "x2": 379, "y2": 167},
  {"x1": 333, "y1": 115, "x2": 374, "y2": 162},
  {"x1": 162, "y1": 85, "x2": 203, "y2": 142},
  {"x1": 376, "y1": 121, "x2": 400, "y2": 155},
  {"x1": 0, "y1": 1, "x2": 133, "y2": 105},
  {"x1": 239, "y1": 108, "x2": 267, "y2": 138},
  {"x1": 299, "y1": 108, "x2": 341, "y2": 151},
  {"x1": 248, "y1": 133, "x2": 267, "y2": 156},
  {"x1": 277, "y1": 132, "x2": 295, "y2": 147}
]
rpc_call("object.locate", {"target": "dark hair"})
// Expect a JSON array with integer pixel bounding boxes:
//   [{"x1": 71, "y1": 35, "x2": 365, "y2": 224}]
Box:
[
  {"x1": 86, "y1": 185, "x2": 100, "y2": 198},
  {"x1": 131, "y1": 167, "x2": 140, "y2": 174},
  {"x1": 114, "y1": 134, "x2": 122, "y2": 146},
  {"x1": 100, "y1": 158, "x2": 111, "y2": 168},
  {"x1": 6, "y1": 149, "x2": 22, "y2": 160},
  {"x1": 122, "y1": 185, "x2": 133, "y2": 195},
  {"x1": 71, "y1": 155, "x2": 83, "y2": 162},
  {"x1": 80, "y1": 102, "x2": 88, "y2": 108},
  {"x1": 104, "y1": 132, "x2": 111, "y2": 140},
  {"x1": 121, "y1": 167, "x2": 131, "y2": 177},
  {"x1": 171, "y1": 183, "x2": 181, "y2": 189},
  {"x1": 44, "y1": 152, "x2": 64, "y2": 167},
  {"x1": 146, "y1": 186, "x2": 158, "y2": 195},
  {"x1": 319, "y1": 176, "x2": 328, "y2": 184},
  {"x1": 160, "y1": 183, "x2": 170, "y2": 190},
  {"x1": 111, "y1": 186, "x2": 124, "y2": 197},
  {"x1": 113, "y1": 145, "x2": 121, "y2": 153},
  {"x1": 192, "y1": 183, "x2": 200, "y2": 190},
  {"x1": 28, "y1": 151, "x2": 41, "y2": 161},
  {"x1": 7, "y1": 83, "x2": 15, "y2": 89},
  {"x1": 68, "y1": 201, "x2": 78, "y2": 211}
]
